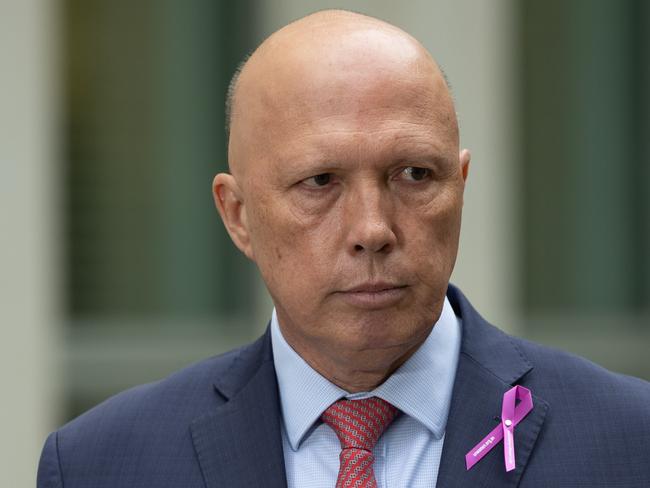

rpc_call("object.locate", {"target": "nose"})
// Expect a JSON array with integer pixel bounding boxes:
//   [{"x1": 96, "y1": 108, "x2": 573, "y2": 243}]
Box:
[{"x1": 345, "y1": 183, "x2": 397, "y2": 255}]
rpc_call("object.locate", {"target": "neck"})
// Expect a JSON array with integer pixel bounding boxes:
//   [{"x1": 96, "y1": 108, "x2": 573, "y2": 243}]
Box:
[{"x1": 318, "y1": 345, "x2": 422, "y2": 393}]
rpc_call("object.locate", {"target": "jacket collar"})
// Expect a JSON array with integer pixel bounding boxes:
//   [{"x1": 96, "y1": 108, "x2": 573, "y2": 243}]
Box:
[
  {"x1": 190, "y1": 284, "x2": 548, "y2": 488},
  {"x1": 190, "y1": 330, "x2": 288, "y2": 488},
  {"x1": 435, "y1": 284, "x2": 549, "y2": 488}
]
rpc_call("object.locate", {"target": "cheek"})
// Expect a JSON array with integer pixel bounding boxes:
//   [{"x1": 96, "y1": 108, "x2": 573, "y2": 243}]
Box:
[
  {"x1": 422, "y1": 184, "x2": 463, "y2": 242},
  {"x1": 405, "y1": 186, "x2": 463, "y2": 282},
  {"x1": 247, "y1": 197, "x2": 340, "y2": 298}
]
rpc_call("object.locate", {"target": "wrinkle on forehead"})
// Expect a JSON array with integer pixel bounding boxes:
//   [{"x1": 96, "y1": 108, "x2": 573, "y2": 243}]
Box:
[{"x1": 227, "y1": 10, "x2": 457, "y2": 185}]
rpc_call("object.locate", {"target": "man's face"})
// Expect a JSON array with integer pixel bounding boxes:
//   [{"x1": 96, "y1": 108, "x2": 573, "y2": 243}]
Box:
[
  {"x1": 217, "y1": 26, "x2": 469, "y2": 379},
  {"x1": 229, "y1": 44, "x2": 467, "y2": 369}
]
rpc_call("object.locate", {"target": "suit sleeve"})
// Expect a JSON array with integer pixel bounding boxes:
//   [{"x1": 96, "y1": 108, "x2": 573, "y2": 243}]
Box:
[{"x1": 37, "y1": 432, "x2": 64, "y2": 488}]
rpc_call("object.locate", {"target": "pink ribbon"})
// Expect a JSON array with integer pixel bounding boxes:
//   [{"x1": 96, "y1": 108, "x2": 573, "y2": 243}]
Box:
[{"x1": 465, "y1": 385, "x2": 533, "y2": 472}]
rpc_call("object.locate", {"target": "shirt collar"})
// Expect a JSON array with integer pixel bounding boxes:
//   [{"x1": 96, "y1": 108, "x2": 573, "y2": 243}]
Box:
[{"x1": 271, "y1": 298, "x2": 461, "y2": 451}]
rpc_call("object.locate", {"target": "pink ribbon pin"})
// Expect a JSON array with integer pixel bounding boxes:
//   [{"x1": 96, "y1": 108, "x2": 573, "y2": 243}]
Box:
[{"x1": 465, "y1": 385, "x2": 533, "y2": 472}]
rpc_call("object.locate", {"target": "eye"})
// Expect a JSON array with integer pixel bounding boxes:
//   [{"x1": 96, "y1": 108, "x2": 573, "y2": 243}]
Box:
[
  {"x1": 302, "y1": 173, "x2": 332, "y2": 188},
  {"x1": 399, "y1": 166, "x2": 432, "y2": 182}
]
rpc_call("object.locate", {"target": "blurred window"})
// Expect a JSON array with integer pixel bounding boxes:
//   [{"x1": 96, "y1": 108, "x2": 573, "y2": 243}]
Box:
[
  {"x1": 63, "y1": 0, "x2": 260, "y2": 419},
  {"x1": 521, "y1": 0, "x2": 649, "y2": 377}
]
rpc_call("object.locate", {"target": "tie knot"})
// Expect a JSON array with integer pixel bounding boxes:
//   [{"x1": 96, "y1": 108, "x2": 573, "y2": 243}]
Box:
[{"x1": 321, "y1": 397, "x2": 398, "y2": 451}]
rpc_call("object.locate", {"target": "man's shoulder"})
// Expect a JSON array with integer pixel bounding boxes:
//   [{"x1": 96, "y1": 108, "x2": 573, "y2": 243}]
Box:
[
  {"x1": 449, "y1": 284, "x2": 650, "y2": 411},
  {"x1": 450, "y1": 286, "x2": 650, "y2": 484},
  {"x1": 499, "y1": 334, "x2": 650, "y2": 484},
  {"x1": 512, "y1": 333, "x2": 650, "y2": 405},
  {"x1": 49, "y1": 334, "x2": 268, "y2": 471},
  {"x1": 59, "y1": 333, "x2": 269, "y2": 437},
  {"x1": 39, "y1": 333, "x2": 274, "y2": 488}
]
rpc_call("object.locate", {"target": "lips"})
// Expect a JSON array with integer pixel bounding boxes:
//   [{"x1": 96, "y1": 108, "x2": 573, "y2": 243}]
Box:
[
  {"x1": 337, "y1": 282, "x2": 409, "y2": 309},
  {"x1": 344, "y1": 282, "x2": 406, "y2": 293}
]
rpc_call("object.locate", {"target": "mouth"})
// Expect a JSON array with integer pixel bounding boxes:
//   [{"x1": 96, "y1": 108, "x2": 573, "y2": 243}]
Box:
[{"x1": 337, "y1": 282, "x2": 409, "y2": 309}]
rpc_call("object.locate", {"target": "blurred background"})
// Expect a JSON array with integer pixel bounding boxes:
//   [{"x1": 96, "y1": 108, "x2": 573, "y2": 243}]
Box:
[{"x1": 2, "y1": 0, "x2": 649, "y2": 485}]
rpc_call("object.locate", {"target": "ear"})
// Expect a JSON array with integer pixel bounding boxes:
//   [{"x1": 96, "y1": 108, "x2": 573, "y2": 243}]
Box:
[
  {"x1": 212, "y1": 173, "x2": 254, "y2": 260},
  {"x1": 459, "y1": 148, "x2": 471, "y2": 183}
]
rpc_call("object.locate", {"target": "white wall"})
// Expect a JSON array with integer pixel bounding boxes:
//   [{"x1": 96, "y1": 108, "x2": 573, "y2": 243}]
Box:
[
  {"x1": 257, "y1": 0, "x2": 520, "y2": 330},
  {"x1": 0, "y1": 0, "x2": 62, "y2": 485}
]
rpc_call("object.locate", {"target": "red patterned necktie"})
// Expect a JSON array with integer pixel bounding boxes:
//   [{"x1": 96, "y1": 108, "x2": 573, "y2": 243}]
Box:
[{"x1": 321, "y1": 397, "x2": 399, "y2": 488}]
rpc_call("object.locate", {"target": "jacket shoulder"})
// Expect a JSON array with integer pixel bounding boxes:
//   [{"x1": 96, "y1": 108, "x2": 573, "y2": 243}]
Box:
[
  {"x1": 508, "y1": 336, "x2": 650, "y2": 484},
  {"x1": 514, "y1": 334, "x2": 650, "y2": 406},
  {"x1": 448, "y1": 283, "x2": 650, "y2": 409},
  {"x1": 61, "y1": 342, "x2": 245, "y2": 433},
  {"x1": 38, "y1": 334, "x2": 269, "y2": 488}
]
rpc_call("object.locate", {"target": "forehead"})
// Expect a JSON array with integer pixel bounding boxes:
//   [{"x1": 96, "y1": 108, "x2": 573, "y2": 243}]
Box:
[
  {"x1": 230, "y1": 25, "x2": 457, "y2": 177},
  {"x1": 268, "y1": 79, "x2": 455, "y2": 170}
]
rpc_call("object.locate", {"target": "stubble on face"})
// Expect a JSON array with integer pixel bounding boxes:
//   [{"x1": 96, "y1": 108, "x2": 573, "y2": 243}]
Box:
[{"x1": 222, "y1": 10, "x2": 467, "y2": 392}]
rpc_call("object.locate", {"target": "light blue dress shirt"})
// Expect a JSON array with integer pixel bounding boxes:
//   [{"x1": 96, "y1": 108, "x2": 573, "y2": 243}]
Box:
[{"x1": 270, "y1": 297, "x2": 461, "y2": 487}]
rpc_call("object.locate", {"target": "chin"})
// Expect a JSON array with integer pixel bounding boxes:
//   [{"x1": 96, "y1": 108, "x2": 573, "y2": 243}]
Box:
[{"x1": 335, "y1": 311, "x2": 432, "y2": 352}]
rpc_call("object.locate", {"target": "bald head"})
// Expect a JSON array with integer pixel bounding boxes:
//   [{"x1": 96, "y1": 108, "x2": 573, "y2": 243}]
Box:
[{"x1": 225, "y1": 10, "x2": 456, "y2": 178}]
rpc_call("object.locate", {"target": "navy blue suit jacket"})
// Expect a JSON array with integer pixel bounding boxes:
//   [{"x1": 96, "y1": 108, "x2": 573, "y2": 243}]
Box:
[{"x1": 38, "y1": 285, "x2": 650, "y2": 487}]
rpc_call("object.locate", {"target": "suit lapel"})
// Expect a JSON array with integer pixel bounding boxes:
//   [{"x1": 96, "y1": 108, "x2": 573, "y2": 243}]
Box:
[
  {"x1": 190, "y1": 331, "x2": 287, "y2": 488},
  {"x1": 436, "y1": 286, "x2": 549, "y2": 488}
]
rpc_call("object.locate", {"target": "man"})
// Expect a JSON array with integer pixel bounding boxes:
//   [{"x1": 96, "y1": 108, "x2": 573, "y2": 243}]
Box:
[{"x1": 38, "y1": 10, "x2": 649, "y2": 488}]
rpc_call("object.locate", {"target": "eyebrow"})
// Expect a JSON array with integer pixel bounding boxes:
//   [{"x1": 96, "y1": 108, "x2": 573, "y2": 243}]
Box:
[{"x1": 391, "y1": 142, "x2": 450, "y2": 165}]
